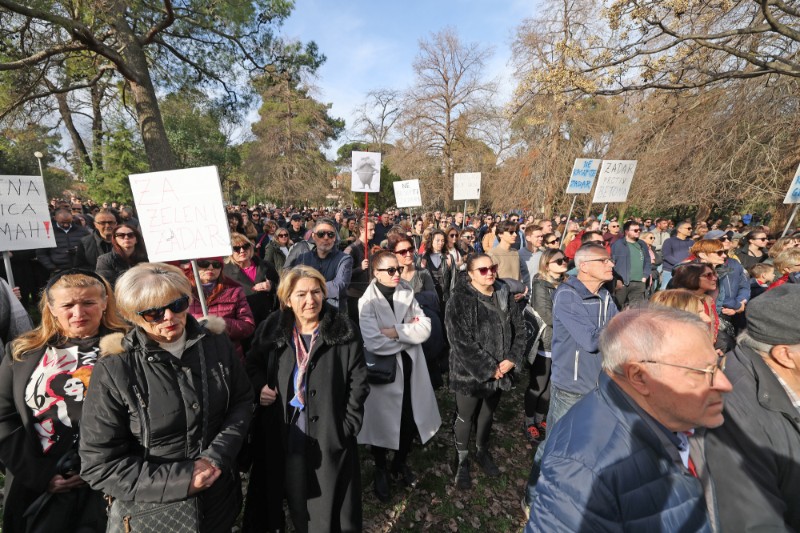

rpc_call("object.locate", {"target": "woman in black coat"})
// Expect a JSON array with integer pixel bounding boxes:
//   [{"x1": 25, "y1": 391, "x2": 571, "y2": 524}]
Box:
[
  {"x1": 78, "y1": 263, "x2": 254, "y2": 533},
  {"x1": 445, "y1": 253, "x2": 526, "y2": 490},
  {"x1": 224, "y1": 232, "x2": 280, "y2": 324},
  {"x1": 245, "y1": 265, "x2": 369, "y2": 533},
  {"x1": 95, "y1": 223, "x2": 148, "y2": 286}
]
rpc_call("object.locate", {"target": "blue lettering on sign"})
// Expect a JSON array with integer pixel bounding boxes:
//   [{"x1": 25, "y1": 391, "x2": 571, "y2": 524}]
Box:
[{"x1": 792, "y1": 187, "x2": 800, "y2": 199}]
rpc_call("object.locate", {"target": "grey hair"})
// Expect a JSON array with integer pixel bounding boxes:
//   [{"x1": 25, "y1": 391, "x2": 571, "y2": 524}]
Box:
[
  {"x1": 574, "y1": 243, "x2": 607, "y2": 268},
  {"x1": 600, "y1": 304, "x2": 710, "y2": 374},
  {"x1": 314, "y1": 217, "x2": 338, "y2": 231},
  {"x1": 115, "y1": 263, "x2": 192, "y2": 324},
  {"x1": 737, "y1": 331, "x2": 775, "y2": 355}
]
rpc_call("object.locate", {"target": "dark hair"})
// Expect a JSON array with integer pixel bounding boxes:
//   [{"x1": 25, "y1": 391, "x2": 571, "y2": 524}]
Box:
[
  {"x1": 423, "y1": 229, "x2": 447, "y2": 254},
  {"x1": 743, "y1": 229, "x2": 767, "y2": 246},
  {"x1": 227, "y1": 211, "x2": 244, "y2": 233},
  {"x1": 670, "y1": 262, "x2": 713, "y2": 292},
  {"x1": 111, "y1": 223, "x2": 148, "y2": 266},
  {"x1": 498, "y1": 220, "x2": 518, "y2": 235},
  {"x1": 370, "y1": 250, "x2": 396, "y2": 278},
  {"x1": 465, "y1": 253, "x2": 491, "y2": 272},
  {"x1": 389, "y1": 234, "x2": 414, "y2": 252},
  {"x1": 581, "y1": 231, "x2": 603, "y2": 244},
  {"x1": 622, "y1": 220, "x2": 639, "y2": 232}
]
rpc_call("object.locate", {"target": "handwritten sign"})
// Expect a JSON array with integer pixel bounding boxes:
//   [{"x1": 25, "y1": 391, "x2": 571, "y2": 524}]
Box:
[
  {"x1": 453, "y1": 172, "x2": 481, "y2": 200},
  {"x1": 565, "y1": 159, "x2": 601, "y2": 194},
  {"x1": 783, "y1": 163, "x2": 800, "y2": 204},
  {"x1": 351, "y1": 151, "x2": 381, "y2": 193},
  {"x1": 393, "y1": 179, "x2": 422, "y2": 208},
  {"x1": 129, "y1": 166, "x2": 232, "y2": 262},
  {"x1": 592, "y1": 160, "x2": 637, "y2": 203},
  {"x1": 0, "y1": 175, "x2": 56, "y2": 251}
]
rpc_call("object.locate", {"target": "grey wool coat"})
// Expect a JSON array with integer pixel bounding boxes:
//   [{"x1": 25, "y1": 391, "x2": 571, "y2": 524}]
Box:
[{"x1": 357, "y1": 280, "x2": 441, "y2": 450}]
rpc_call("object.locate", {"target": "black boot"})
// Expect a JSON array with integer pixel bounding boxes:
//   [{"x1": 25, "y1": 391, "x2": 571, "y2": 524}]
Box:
[
  {"x1": 373, "y1": 467, "x2": 391, "y2": 502},
  {"x1": 390, "y1": 462, "x2": 417, "y2": 487},
  {"x1": 475, "y1": 448, "x2": 500, "y2": 477},
  {"x1": 455, "y1": 450, "x2": 471, "y2": 490}
]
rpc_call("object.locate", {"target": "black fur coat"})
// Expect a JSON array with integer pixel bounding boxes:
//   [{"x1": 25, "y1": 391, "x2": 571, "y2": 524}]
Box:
[{"x1": 444, "y1": 279, "x2": 527, "y2": 397}]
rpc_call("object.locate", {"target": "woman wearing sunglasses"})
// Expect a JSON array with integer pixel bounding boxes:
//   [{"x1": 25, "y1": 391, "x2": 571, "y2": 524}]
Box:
[
  {"x1": 357, "y1": 251, "x2": 440, "y2": 502},
  {"x1": 79, "y1": 263, "x2": 253, "y2": 533},
  {"x1": 95, "y1": 223, "x2": 148, "y2": 286},
  {"x1": 223, "y1": 233, "x2": 280, "y2": 325},
  {"x1": 418, "y1": 229, "x2": 455, "y2": 312},
  {"x1": 666, "y1": 263, "x2": 728, "y2": 351},
  {"x1": 186, "y1": 257, "x2": 256, "y2": 363},
  {"x1": 264, "y1": 228, "x2": 291, "y2": 272},
  {"x1": 445, "y1": 254, "x2": 526, "y2": 490},
  {"x1": 524, "y1": 249, "x2": 569, "y2": 446},
  {"x1": 0, "y1": 270, "x2": 127, "y2": 532},
  {"x1": 542, "y1": 233, "x2": 561, "y2": 250}
]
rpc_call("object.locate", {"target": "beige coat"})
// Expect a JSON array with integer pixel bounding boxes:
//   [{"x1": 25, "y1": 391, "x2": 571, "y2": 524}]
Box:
[{"x1": 357, "y1": 280, "x2": 441, "y2": 449}]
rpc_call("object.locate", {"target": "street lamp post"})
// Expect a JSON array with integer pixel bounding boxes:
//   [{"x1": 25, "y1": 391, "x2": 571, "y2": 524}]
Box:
[{"x1": 33, "y1": 151, "x2": 44, "y2": 179}]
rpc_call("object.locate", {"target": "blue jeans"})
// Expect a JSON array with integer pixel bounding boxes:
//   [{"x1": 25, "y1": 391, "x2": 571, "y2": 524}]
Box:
[
  {"x1": 524, "y1": 385, "x2": 585, "y2": 506},
  {"x1": 659, "y1": 269, "x2": 672, "y2": 291}
]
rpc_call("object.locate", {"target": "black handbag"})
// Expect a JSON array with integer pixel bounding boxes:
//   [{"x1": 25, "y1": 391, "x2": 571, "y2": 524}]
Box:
[
  {"x1": 364, "y1": 348, "x2": 398, "y2": 385},
  {"x1": 106, "y1": 343, "x2": 210, "y2": 533}
]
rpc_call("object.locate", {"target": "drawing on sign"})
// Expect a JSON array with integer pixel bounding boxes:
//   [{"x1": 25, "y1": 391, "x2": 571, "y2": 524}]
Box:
[
  {"x1": 0, "y1": 175, "x2": 56, "y2": 251},
  {"x1": 351, "y1": 151, "x2": 381, "y2": 193},
  {"x1": 130, "y1": 166, "x2": 232, "y2": 262},
  {"x1": 592, "y1": 160, "x2": 638, "y2": 204},
  {"x1": 393, "y1": 179, "x2": 422, "y2": 208},
  {"x1": 453, "y1": 172, "x2": 481, "y2": 200},
  {"x1": 783, "y1": 163, "x2": 800, "y2": 204},
  {"x1": 565, "y1": 159, "x2": 601, "y2": 194}
]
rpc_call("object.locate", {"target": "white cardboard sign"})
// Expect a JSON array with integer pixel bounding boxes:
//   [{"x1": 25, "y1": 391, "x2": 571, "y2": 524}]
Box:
[
  {"x1": 0, "y1": 175, "x2": 56, "y2": 251},
  {"x1": 783, "y1": 163, "x2": 800, "y2": 204},
  {"x1": 453, "y1": 172, "x2": 481, "y2": 200},
  {"x1": 351, "y1": 151, "x2": 381, "y2": 193},
  {"x1": 592, "y1": 160, "x2": 637, "y2": 203},
  {"x1": 129, "y1": 166, "x2": 232, "y2": 262},
  {"x1": 566, "y1": 159, "x2": 601, "y2": 194},
  {"x1": 393, "y1": 179, "x2": 422, "y2": 208}
]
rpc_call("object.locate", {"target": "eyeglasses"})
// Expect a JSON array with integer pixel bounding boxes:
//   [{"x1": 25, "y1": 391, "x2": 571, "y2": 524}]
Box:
[
  {"x1": 240, "y1": 203, "x2": 247, "y2": 207},
  {"x1": 276, "y1": 233, "x2": 289, "y2": 238},
  {"x1": 546, "y1": 239, "x2": 560, "y2": 245},
  {"x1": 683, "y1": 226, "x2": 693, "y2": 231},
  {"x1": 712, "y1": 250, "x2": 727, "y2": 257},
  {"x1": 114, "y1": 232, "x2": 135, "y2": 239},
  {"x1": 752, "y1": 237, "x2": 767, "y2": 242},
  {"x1": 640, "y1": 354, "x2": 727, "y2": 387},
  {"x1": 233, "y1": 244, "x2": 252, "y2": 253},
  {"x1": 718, "y1": 236, "x2": 730, "y2": 242},
  {"x1": 315, "y1": 231, "x2": 336, "y2": 239},
  {"x1": 463, "y1": 234, "x2": 475, "y2": 240},
  {"x1": 197, "y1": 259, "x2": 222, "y2": 269},
  {"x1": 394, "y1": 247, "x2": 414, "y2": 256},
  {"x1": 377, "y1": 266, "x2": 404, "y2": 276},
  {"x1": 137, "y1": 295, "x2": 190, "y2": 323},
  {"x1": 473, "y1": 264, "x2": 499, "y2": 276},
  {"x1": 549, "y1": 257, "x2": 567, "y2": 266},
  {"x1": 583, "y1": 258, "x2": 614, "y2": 265},
  {"x1": 448, "y1": 233, "x2": 458, "y2": 238},
  {"x1": 702, "y1": 272, "x2": 718, "y2": 280}
]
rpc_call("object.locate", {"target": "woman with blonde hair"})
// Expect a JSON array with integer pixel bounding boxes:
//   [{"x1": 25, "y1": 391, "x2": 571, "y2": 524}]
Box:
[
  {"x1": 224, "y1": 232, "x2": 279, "y2": 324},
  {"x1": 0, "y1": 269, "x2": 127, "y2": 532},
  {"x1": 79, "y1": 263, "x2": 253, "y2": 533},
  {"x1": 650, "y1": 289, "x2": 715, "y2": 335},
  {"x1": 767, "y1": 247, "x2": 800, "y2": 290},
  {"x1": 245, "y1": 265, "x2": 368, "y2": 533}
]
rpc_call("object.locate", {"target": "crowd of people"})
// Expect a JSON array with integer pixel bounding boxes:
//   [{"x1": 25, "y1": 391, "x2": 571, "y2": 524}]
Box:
[{"x1": 0, "y1": 197, "x2": 798, "y2": 532}]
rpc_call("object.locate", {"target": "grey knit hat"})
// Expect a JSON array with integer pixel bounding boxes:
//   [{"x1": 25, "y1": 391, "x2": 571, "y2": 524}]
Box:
[{"x1": 745, "y1": 284, "x2": 800, "y2": 346}]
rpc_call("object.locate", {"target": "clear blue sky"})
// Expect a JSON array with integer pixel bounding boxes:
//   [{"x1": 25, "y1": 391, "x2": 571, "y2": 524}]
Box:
[{"x1": 277, "y1": 0, "x2": 541, "y2": 150}]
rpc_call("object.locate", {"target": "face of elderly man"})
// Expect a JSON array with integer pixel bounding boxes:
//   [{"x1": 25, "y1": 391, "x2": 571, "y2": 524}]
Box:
[
  {"x1": 313, "y1": 222, "x2": 337, "y2": 257},
  {"x1": 622, "y1": 324, "x2": 732, "y2": 432}
]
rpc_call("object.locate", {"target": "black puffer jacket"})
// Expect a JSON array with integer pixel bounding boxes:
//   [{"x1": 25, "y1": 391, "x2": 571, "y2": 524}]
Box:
[
  {"x1": 531, "y1": 274, "x2": 559, "y2": 352},
  {"x1": 79, "y1": 315, "x2": 253, "y2": 531},
  {"x1": 445, "y1": 278, "x2": 527, "y2": 397}
]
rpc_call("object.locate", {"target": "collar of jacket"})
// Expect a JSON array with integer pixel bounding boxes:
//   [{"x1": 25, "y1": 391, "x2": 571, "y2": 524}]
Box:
[
  {"x1": 533, "y1": 274, "x2": 557, "y2": 290},
  {"x1": 735, "y1": 345, "x2": 800, "y2": 423},
  {"x1": 99, "y1": 314, "x2": 225, "y2": 358},
  {"x1": 259, "y1": 302, "x2": 356, "y2": 349},
  {"x1": 563, "y1": 275, "x2": 610, "y2": 300},
  {"x1": 453, "y1": 278, "x2": 510, "y2": 308}
]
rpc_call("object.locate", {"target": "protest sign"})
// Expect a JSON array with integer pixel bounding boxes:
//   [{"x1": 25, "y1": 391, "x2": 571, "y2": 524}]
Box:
[
  {"x1": 129, "y1": 166, "x2": 232, "y2": 262},
  {"x1": 565, "y1": 159, "x2": 601, "y2": 194},
  {"x1": 393, "y1": 179, "x2": 422, "y2": 208},
  {"x1": 351, "y1": 151, "x2": 381, "y2": 193},
  {"x1": 592, "y1": 160, "x2": 638, "y2": 203},
  {"x1": 453, "y1": 172, "x2": 481, "y2": 200},
  {"x1": 782, "y1": 163, "x2": 800, "y2": 204},
  {"x1": 0, "y1": 175, "x2": 55, "y2": 251}
]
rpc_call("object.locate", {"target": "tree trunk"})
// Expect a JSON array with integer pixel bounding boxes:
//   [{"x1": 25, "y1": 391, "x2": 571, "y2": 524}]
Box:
[
  {"x1": 53, "y1": 91, "x2": 92, "y2": 171},
  {"x1": 91, "y1": 83, "x2": 104, "y2": 170}
]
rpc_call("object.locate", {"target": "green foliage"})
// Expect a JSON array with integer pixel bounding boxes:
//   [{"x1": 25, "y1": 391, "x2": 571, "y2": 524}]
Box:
[
  {"x1": 84, "y1": 126, "x2": 149, "y2": 203},
  {"x1": 0, "y1": 125, "x2": 72, "y2": 199}
]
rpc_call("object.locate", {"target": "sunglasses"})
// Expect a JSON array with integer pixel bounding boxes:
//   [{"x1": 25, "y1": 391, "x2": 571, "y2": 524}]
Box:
[
  {"x1": 630, "y1": 229, "x2": 641, "y2": 233},
  {"x1": 276, "y1": 233, "x2": 289, "y2": 238},
  {"x1": 137, "y1": 295, "x2": 190, "y2": 323},
  {"x1": 712, "y1": 250, "x2": 727, "y2": 257},
  {"x1": 315, "y1": 231, "x2": 336, "y2": 239},
  {"x1": 448, "y1": 233, "x2": 458, "y2": 238},
  {"x1": 115, "y1": 232, "x2": 135, "y2": 239},
  {"x1": 473, "y1": 264, "x2": 499, "y2": 276},
  {"x1": 197, "y1": 259, "x2": 222, "y2": 269},
  {"x1": 702, "y1": 272, "x2": 718, "y2": 280},
  {"x1": 394, "y1": 247, "x2": 414, "y2": 256},
  {"x1": 377, "y1": 266, "x2": 404, "y2": 276},
  {"x1": 549, "y1": 257, "x2": 567, "y2": 266},
  {"x1": 233, "y1": 244, "x2": 252, "y2": 252},
  {"x1": 546, "y1": 239, "x2": 560, "y2": 245}
]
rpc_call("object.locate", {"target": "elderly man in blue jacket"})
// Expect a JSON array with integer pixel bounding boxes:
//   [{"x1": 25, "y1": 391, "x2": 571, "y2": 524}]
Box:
[
  {"x1": 524, "y1": 243, "x2": 618, "y2": 507},
  {"x1": 527, "y1": 305, "x2": 731, "y2": 532}
]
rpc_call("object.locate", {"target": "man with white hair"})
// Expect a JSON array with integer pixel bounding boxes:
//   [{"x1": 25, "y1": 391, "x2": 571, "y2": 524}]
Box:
[
  {"x1": 527, "y1": 305, "x2": 731, "y2": 531},
  {"x1": 706, "y1": 283, "x2": 800, "y2": 531}
]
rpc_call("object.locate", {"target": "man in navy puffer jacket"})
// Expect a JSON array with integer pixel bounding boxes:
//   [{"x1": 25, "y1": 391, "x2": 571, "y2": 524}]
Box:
[{"x1": 527, "y1": 305, "x2": 731, "y2": 532}]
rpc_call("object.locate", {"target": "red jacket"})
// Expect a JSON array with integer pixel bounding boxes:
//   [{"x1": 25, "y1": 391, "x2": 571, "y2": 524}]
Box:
[{"x1": 188, "y1": 285, "x2": 255, "y2": 362}]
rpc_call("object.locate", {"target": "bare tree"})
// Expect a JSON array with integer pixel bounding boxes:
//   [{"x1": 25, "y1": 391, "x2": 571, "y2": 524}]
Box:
[{"x1": 352, "y1": 88, "x2": 402, "y2": 150}]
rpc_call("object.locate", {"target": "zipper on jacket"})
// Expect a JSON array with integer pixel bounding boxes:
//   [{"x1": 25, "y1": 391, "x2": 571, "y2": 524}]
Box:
[
  {"x1": 131, "y1": 384, "x2": 149, "y2": 451},
  {"x1": 218, "y1": 362, "x2": 230, "y2": 412},
  {"x1": 574, "y1": 350, "x2": 580, "y2": 381}
]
